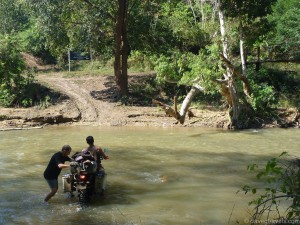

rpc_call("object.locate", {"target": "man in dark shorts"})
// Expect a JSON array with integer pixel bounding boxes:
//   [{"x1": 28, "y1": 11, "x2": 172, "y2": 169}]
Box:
[{"x1": 43, "y1": 145, "x2": 72, "y2": 202}]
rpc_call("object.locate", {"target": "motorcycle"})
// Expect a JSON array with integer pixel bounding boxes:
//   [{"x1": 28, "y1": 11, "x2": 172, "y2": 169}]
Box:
[{"x1": 62, "y1": 151, "x2": 107, "y2": 205}]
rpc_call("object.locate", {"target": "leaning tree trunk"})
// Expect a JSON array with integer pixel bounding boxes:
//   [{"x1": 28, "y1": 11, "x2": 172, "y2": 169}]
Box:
[
  {"x1": 152, "y1": 84, "x2": 204, "y2": 124},
  {"x1": 114, "y1": 0, "x2": 128, "y2": 96},
  {"x1": 178, "y1": 85, "x2": 204, "y2": 124}
]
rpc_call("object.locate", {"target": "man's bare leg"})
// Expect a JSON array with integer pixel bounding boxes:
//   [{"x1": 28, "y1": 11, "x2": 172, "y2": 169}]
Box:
[{"x1": 44, "y1": 188, "x2": 58, "y2": 202}]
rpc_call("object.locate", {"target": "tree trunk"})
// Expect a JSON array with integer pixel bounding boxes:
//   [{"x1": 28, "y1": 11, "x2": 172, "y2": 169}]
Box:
[
  {"x1": 114, "y1": 0, "x2": 128, "y2": 96},
  {"x1": 218, "y1": 4, "x2": 253, "y2": 129},
  {"x1": 255, "y1": 47, "x2": 261, "y2": 71},
  {"x1": 200, "y1": 0, "x2": 205, "y2": 28},
  {"x1": 188, "y1": 0, "x2": 197, "y2": 24},
  {"x1": 152, "y1": 85, "x2": 204, "y2": 124},
  {"x1": 227, "y1": 79, "x2": 241, "y2": 129},
  {"x1": 178, "y1": 85, "x2": 204, "y2": 124},
  {"x1": 239, "y1": 20, "x2": 247, "y2": 77},
  {"x1": 121, "y1": 0, "x2": 128, "y2": 95}
]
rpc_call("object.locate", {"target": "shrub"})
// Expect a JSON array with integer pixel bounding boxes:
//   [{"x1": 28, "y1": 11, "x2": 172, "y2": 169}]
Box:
[
  {"x1": 0, "y1": 35, "x2": 26, "y2": 83},
  {"x1": 242, "y1": 152, "x2": 300, "y2": 224},
  {"x1": 247, "y1": 68, "x2": 278, "y2": 115},
  {"x1": 0, "y1": 35, "x2": 36, "y2": 107}
]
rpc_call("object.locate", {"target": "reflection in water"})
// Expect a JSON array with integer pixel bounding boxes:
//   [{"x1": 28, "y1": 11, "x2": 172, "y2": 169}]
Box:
[{"x1": 0, "y1": 126, "x2": 299, "y2": 225}]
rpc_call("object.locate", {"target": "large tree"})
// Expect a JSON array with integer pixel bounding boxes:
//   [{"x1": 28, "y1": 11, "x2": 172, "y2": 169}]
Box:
[
  {"x1": 114, "y1": 0, "x2": 129, "y2": 95},
  {"x1": 153, "y1": 0, "x2": 278, "y2": 129},
  {"x1": 25, "y1": 0, "x2": 164, "y2": 96}
]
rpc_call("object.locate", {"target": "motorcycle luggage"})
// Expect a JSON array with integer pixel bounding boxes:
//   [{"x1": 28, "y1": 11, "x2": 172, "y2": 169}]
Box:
[
  {"x1": 94, "y1": 170, "x2": 106, "y2": 194},
  {"x1": 62, "y1": 174, "x2": 72, "y2": 192}
]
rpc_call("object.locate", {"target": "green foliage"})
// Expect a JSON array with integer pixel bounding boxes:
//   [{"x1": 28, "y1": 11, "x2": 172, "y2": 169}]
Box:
[
  {"x1": 153, "y1": 52, "x2": 183, "y2": 85},
  {"x1": 180, "y1": 45, "x2": 224, "y2": 94},
  {"x1": 0, "y1": 70, "x2": 36, "y2": 107},
  {"x1": 25, "y1": 0, "x2": 71, "y2": 62},
  {"x1": 24, "y1": 0, "x2": 122, "y2": 65},
  {"x1": 127, "y1": 0, "x2": 173, "y2": 54},
  {"x1": 247, "y1": 68, "x2": 278, "y2": 113},
  {"x1": 63, "y1": 59, "x2": 114, "y2": 77},
  {"x1": 249, "y1": 82, "x2": 276, "y2": 113},
  {"x1": 153, "y1": 45, "x2": 223, "y2": 95},
  {"x1": 0, "y1": 87, "x2": 16, "y2": 107},
  {"x1": 248, "y1": 66, "x2": 300, "y2": 112},
  {"x1": 0, "y1": 35, "x2": 26, "y2": 85},
  {"x1": 19, "y1": 22, "x2": 55, "y2": 64},
  {"x1": 151, "y1": 45, "x2": 226, "y2": 105},
  {"x1": 128, "y1": 51, "x2": 154, "y2": 72},
  {"x1": 242, "y1": 152, "x2": 300, "y2": 222},
  {"x1": 0, "y1": 0, "x2": 29, "y2": 34},
  {"x1": 268, "y1": 0, "x2": 300, "y2": 59},
  {"x1": 160, "y1": 2, "x2": 209, "y2": 51},
  {"x1": 38, "y1": 95, "x2": 51, "y2": 109},
  {"x1": 220, "y1": 0, "x2": 276, "y2": 20},
  {"x1": 0, "y1": 35, "x2": 37, "y2": 107}
]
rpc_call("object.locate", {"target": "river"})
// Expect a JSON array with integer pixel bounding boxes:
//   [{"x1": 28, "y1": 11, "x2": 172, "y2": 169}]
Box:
[{"x1": 0, "y1": 126, "x2": 299, "y2": 225}]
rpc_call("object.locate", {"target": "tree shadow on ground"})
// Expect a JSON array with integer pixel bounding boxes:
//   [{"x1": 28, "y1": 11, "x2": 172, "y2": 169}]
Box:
[
  {"x1": 11, "y1": 82, "x2": 69, "y2": 108},
  {"x1": 90, "y1": 74, "x2": 164, "y2": 106}
]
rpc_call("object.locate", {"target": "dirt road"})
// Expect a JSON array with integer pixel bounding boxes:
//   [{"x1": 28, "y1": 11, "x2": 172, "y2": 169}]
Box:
[{"x1": 2, "y1": 73, "x2": 200, "y2": 129}]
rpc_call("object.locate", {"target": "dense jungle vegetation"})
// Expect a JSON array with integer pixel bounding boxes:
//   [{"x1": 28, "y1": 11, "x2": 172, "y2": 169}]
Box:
[{"x1": 0, "y1": 0, "x2": 299, "y2": 129}]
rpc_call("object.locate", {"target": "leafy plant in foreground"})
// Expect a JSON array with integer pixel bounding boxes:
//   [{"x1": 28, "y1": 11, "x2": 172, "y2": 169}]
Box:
[{"x1": 242, "y1": 152, "x2": 300, "y2": 224}]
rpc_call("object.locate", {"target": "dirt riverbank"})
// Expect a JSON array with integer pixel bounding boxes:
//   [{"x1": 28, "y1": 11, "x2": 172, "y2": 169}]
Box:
[{"x1": 0, "y1": 72, "x2": 231, "y2": 130}]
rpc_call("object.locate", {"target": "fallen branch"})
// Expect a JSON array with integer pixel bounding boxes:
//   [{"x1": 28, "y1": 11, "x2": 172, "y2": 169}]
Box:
[
  {"x1": 152, "y1": 98, "x2": 180, "y2": 120},
  {"x1": 152, "y1": 98, "x2": 199, "y2": 124},
  {"x1": 0, "y1": 126, "x2": 43, "y2": 131}
]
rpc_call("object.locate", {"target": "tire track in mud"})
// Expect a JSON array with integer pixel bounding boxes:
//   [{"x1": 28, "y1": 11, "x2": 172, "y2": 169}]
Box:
[
  {"x1": 38, "y1": 77, "x2": 99, "y2": 122},
  {"x1": 36, "y1": 74, "x2": 179, "y2": 127}
]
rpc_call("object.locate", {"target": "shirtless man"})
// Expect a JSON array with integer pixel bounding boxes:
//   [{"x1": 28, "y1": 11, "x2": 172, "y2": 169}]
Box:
[{"x1": 82, "y1": 136, "x2": 109, "y2": 171}]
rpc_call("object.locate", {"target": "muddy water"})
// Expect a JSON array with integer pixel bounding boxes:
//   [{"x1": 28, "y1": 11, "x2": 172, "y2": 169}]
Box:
[{"x1": 0, "y1": 126, "x2": 299, "y2": 225}]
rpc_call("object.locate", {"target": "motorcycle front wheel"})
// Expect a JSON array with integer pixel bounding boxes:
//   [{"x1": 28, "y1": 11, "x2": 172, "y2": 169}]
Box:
[{"x1": 78, "y1": 189, "x2": 88, "y2": 205}]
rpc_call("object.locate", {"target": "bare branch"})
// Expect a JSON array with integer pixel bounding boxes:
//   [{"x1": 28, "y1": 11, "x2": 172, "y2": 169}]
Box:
[
  {"x1": 219, "y1": 53, "x2": 251, "y2": 97},
  {"x1": 254, "y1": 194, "x2": 300, "y2": 211},
  {"x1": 164, "y1": 76, "x2": 179, "y2": 84},
  {"x1": 247, "y1": 59, "x2": 300, "y2": 64}
]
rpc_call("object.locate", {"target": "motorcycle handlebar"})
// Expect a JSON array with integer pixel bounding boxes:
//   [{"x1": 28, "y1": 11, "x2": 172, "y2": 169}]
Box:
[{"x1": 70, "y1": 162, "x2": 79, "y2": 167}]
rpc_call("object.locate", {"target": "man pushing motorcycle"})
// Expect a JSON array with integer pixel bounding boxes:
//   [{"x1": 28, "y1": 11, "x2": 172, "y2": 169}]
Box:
[
  {"x1": 43, "y1": 137, "x2": 109, "y2": 203},
  {"x1": 43, "y1": 145, "x2": 72, "y2": 202}
]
